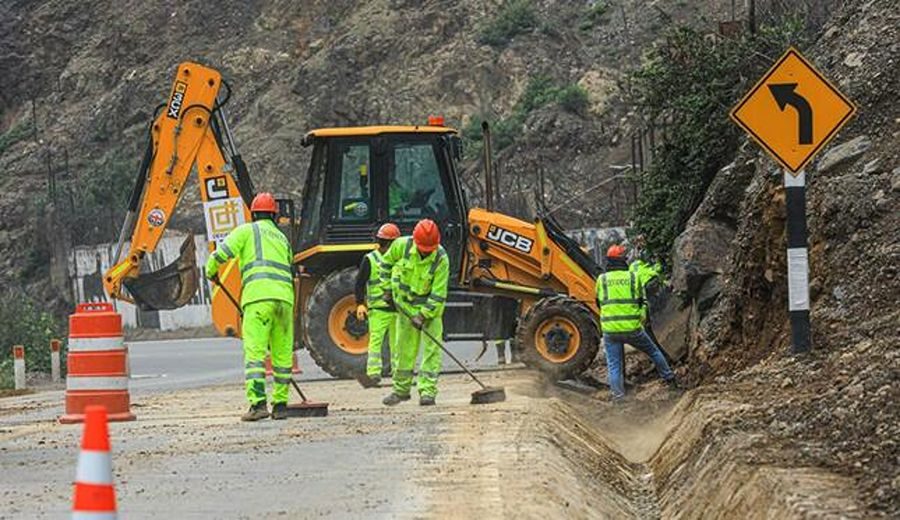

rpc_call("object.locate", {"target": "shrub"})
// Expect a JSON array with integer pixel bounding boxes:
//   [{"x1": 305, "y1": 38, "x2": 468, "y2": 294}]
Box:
[
  {"x1": 0, "y1": 289, "x2": 64, "y2": 387},
  {"x1": 556, "y1": 84, "x2": 590, "y2": 113},
  {"x1": 0, "y1": 121, "x2": 32, "y2": 157},
  {"x1": 580, "y1": 1, "x2": 611, "y2": 31},
  {"x1": 463, "y1": 77, "x2": 589, "y2": 157},
  {"x1": 628, "y1": 19, "x2": 810, "y2": 262},
  {"x1": 477, "y1": 0, "x2": 538, "y2": 47}
]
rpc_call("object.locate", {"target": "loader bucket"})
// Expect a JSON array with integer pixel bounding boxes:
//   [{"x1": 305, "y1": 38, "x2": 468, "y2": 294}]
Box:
[{"x1": 122, "y1": 235, "x2": 199, "y2": 310}]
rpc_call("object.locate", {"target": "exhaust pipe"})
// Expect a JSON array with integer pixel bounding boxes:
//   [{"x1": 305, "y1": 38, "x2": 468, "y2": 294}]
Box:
[{"x1": 482, "y1": 121, "x2": 494, "y2": 212}]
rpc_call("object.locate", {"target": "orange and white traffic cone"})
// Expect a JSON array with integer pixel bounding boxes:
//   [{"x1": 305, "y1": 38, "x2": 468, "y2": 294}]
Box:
[{"x1": 72, "y1": 405, "x2": 118, "y2": 519}]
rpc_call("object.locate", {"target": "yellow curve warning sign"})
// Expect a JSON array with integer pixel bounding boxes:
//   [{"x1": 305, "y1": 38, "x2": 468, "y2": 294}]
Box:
[{"x1": 731, "y1": 47, "x2": 856, "y2": 175}]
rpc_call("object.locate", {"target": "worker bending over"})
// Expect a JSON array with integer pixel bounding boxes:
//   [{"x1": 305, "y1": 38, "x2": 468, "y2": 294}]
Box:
[
  {"x1": 381, "y1": 219, "x2": 449, "y2": 406},
  {"x1": 206, "y1": 193, "x2": 295, "y2": 421},
  {"x1": 597, "y1": 245, "x2": 677, "y2": 402},
  {"x1": 355, "y1": 223, "x2": 402, "y2": 387}
]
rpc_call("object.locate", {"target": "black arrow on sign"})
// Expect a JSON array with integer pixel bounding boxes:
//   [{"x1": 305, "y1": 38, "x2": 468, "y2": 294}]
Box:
[{"x1": 768, "y1": 83, "x2": 813, "y2": 145}]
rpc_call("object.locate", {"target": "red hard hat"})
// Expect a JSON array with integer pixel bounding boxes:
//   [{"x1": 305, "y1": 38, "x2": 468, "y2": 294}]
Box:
[
  {"x1": 412, "y1": 219, "x2": 440, "y2": 253},
  {"x1": 376, "y1": 223, "x2": 401, "y2": 240},
  {"x1": 250, "y1": 192, "x2": 277, "y2": 213},
  {"x1": 607, "y1": 244, "x2": 627, "y2": 259}
]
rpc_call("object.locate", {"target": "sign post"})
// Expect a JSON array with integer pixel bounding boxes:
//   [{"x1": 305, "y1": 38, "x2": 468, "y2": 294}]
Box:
[
  {"x1": 730, "y1": 47, "x2": 856, "y2": 354},
  {"x1": 784, "y1": 170, "x2": 810, "y2": 352}
]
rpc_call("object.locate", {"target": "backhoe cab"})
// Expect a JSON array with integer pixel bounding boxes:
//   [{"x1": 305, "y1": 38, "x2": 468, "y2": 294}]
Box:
[{"x1": 296, "y1": 122, "x2": 603, "y2": 380}]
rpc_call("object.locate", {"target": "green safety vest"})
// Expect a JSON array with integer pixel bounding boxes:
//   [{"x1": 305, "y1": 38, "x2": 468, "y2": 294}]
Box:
[
  {"x1": 365, "y1": 249, "x2": 392, "y2": 309},
  {"x1": 596, "y1": 269, "x2": 643, "y2": 334},
  {"x1": 629, "y1": 259, "x2": 661, "y2": 288},
  {"x1": 206, "y1": 219, "x2": 294, "y2": 308},
  {"x1": 384, "y1": 237, "x2": 449, "y2": 320}
]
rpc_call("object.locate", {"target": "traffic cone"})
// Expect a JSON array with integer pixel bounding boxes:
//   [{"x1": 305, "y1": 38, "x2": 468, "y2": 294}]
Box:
[{"x1": 72, "y1": 405, "x2": 118, "y2": 519}]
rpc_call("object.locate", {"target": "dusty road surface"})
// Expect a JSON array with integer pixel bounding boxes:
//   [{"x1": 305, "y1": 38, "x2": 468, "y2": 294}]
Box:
[
  {"x1": 127, "y1": 337, "x2": 505, "y2": 393},
  {"x1": 1, "y1": 368, "x2": 866, "y2": 519}
]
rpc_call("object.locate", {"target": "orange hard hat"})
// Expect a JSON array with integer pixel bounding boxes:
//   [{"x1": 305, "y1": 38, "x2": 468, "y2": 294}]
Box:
[
  {"x1": 376, "y1": 223, "x2": 401, "y2": 240},
  {"x1": 607, "y1": 244, "x2": 627, "y2": 259},
  {"x1": 412, "y1": 219, "x2": 440, "y2": 253},
  {"x1": 250, "y1": 192, "x2": 277, "y2": 213}
]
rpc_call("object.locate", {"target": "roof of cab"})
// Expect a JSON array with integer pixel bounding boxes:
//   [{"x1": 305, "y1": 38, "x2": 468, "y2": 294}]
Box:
[{"x1": 304, "y1": 125, "x2": 458, "y2": 140}]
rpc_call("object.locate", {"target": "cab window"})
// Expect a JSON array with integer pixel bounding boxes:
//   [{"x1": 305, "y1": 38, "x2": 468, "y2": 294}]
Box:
[
  {"x1": 388, "y1": 142, "x2": 449, "y2": 221},
  {"x1": 334, "y1": 143, "x2": 372, "y2": 222}
]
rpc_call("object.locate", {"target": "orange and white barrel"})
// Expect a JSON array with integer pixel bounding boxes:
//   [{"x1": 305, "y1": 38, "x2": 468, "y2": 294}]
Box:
[{"x1": 59, "y1": 303, "x2": 136, "y2": 424}]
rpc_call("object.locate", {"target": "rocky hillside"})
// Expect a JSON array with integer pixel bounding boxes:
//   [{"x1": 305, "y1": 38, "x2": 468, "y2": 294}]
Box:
[{"x1": 0, "y1": 0, "x2": 733, "y2": 306}]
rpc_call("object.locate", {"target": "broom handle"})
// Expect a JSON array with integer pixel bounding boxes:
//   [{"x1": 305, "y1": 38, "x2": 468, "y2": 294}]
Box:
[
  {"x1": 396, "y1": 306, "x2": 488, "y2": 390},
  {"x1": 290, "y1": 378, "x2": 309, "y2": 402},
  {"x1": 211, "y1": 277, "x2": 243, "y2": 317}
]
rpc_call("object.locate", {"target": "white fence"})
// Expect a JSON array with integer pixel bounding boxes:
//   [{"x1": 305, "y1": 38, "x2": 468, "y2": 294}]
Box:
[{"x1": 69, "y1": 232, "x2": 214, "y2": 331}]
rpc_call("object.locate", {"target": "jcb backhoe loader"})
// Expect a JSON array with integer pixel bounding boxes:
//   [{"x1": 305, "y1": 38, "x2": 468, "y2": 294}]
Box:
[{"x1": 106, "y1": 62, "x2": 607, "y2": 380}]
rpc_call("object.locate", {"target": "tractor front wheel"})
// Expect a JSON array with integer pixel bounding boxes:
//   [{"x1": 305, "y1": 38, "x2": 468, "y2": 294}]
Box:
[
  {"x1": 515, "y1": 296, "x2": 599, "y2": 380},
  {"x1": 304, "y1": 268, "x2": 368, "y2": 379}
]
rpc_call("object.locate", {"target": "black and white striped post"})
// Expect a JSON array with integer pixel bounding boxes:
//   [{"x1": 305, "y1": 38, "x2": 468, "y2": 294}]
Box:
[{"x1": 784, "y1": 169, "x2": 811, "y2": 353}]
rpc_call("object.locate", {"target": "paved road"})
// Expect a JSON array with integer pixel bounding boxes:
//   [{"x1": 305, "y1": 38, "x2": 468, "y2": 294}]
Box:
[{"x1": 127, "y1": 337, "x2": 511, "y2": 394}]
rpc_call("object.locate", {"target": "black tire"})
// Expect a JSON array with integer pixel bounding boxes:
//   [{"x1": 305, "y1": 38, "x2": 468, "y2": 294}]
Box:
[
  {"x1": 514, "y1": 296, "x2": 600, "y2": 380},
  {"x1": 304, "y1": 267, "x2": 368, "y2": 379}
]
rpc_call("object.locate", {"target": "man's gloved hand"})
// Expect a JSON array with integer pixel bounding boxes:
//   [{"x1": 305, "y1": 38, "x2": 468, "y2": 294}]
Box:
[
  {"x1": 383, "y1": 290, "x2": 393, "y2": 304},
  {"x1": 410, "y1": 313, "x2": 425, "y2": 330},
  {"x1": 356, "y1": 304, "x2": 368, "y2": 321},
  {"x1": 207, "y1": 269, "x2": 219, "y2": 283}
]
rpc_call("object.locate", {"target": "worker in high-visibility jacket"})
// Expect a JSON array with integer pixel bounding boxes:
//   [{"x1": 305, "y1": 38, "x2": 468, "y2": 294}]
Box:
[
  {"x1": 597, "y1": 244, "x2": 677, "y2": 402},
  {"x1": 380, "y1": 219, "x2": 449, "y2": 406},
  {"x1": 354, "y1": 222, "x2": 402, "y2": 387},
  {"x1": 205, "y1": 192, "x2": 295, "y2": 421},
  {"x1": 627, "y1": 235, "x2": 667, "y2": 355}
]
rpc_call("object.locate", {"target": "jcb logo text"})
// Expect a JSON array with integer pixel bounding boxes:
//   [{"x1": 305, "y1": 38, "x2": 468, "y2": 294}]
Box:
[{"x1": 486, "y1": 225, "x2": 533, "y2": 254}]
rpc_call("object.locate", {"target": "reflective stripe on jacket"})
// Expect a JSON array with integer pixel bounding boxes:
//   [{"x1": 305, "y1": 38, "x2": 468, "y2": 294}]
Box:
[
  {"x1": 596, "y1": 269, "x2": 643, "y2": 334},
  {"x1": 205, "y1": 219, "x2": 294, "y2": 307},
  {"x1": 383, "y1": 236, "x2": 449, "y2": 320},
  {"x1": 365, "y1": 249, "x2": 392, "y2": 309}
]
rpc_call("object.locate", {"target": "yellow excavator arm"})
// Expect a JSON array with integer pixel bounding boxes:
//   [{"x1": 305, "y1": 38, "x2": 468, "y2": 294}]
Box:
[{"x1": 103, "y1": 62, "x2": 254, "y2": 336}]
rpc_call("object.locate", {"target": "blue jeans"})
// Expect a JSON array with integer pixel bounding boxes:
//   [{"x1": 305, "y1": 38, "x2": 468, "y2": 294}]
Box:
[{"x1": 603, "y1": 329, "x2": 674, "y2": 399}]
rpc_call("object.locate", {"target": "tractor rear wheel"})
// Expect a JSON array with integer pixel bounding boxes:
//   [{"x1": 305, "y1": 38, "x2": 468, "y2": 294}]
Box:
[
  {"x1": 304, "y1": 267, "x2": 368, "y2": 379},
  {"x1": 515, "y1": 296, "x2": 599, "y2": 380}
]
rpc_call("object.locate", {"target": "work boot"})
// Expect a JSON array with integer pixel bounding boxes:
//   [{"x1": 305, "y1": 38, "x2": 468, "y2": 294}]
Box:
[
  {"x1": 241, "y1": 401, "x2": 269, "y2": 422},
  {"x1": 356, "y1": 374, "x2": 381, "y2": 389},
  {"x1": 666, "y1": 377, "x2": 682, "y2": 393},
  {"x1": 271, "y1": 403, "x2": 288, "y2": 420},
  {"x1": 382, "y1": 393, "x2": 410, "y2": 406},
  {"x1": 419, "y1": 395, "x2": 436, "y2": 406}
]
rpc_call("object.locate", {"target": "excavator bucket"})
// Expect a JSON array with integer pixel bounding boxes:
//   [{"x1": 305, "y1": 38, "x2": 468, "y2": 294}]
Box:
[{"x1": 122, "y1": 235, "x2": 199, "y2": 310}]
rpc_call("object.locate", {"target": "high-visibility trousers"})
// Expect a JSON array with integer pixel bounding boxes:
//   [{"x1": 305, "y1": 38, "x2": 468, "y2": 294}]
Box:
[
  {"x1": 242, "y1": 300, "x2": 293, "y2": 405},
  {"x1": 366, "y1": 308, "x2": 397, "y2": 378},
  {"x1": 393, "y1": 314, "x2": 443, "y2": 398}
]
